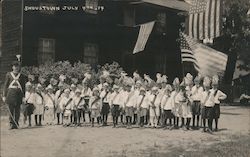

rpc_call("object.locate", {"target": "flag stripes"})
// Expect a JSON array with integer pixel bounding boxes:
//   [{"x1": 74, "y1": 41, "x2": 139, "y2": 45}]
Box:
[
  {"x1": 133, "y1": 21, "x2": 155, "y2": 54},
  {"x1": 187, "y1": 0, "x2": 222, "y2": 40},
  {"x1": 180, "y1": 32, "x2": 228, "y2": 77}
]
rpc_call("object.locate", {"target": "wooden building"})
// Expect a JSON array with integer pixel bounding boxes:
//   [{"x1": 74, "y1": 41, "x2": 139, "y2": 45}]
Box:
[{"x1": 0, "y1": 0, "x2": 190, "y2": 81}]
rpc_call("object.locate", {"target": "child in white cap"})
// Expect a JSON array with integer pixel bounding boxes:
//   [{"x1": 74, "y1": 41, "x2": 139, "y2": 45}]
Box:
[
  {"x1": 23, "y1": 82, "x2": 35, "y2": 127},
  {"x1": 89, "y1": 87, "x2": 102, "y2": 127},
  {"x1": 74, "y1": 89, "x2": 85, "y2": 126},
  {"x1": 211, "y1": 75, "x2": 227, "y2": 131},
  {"x1": 148, "y1": 86, "x2": 160, "y2": 128},
  {"x1": 81, "y1": 80, "x2": 92, "y2": 123},
  {"x1": 109, "y1": 84, "x2": 121, "y2": 127},
  {"x1": 44, "y1": 84, "x2": 55, "y2": 125},
  {"x1": 136, "y1": 87, "x2": 149, "y2": 127},
  {"x1": 161, "y1": 85, "x2": 174, "y2": 130},
  {"x1": 171, "y1": 77, "x2": 181, "y2": 129},
  {"x1": 55, "y1": 82, "x2": 65, "y2": 125},
  {"x1": 201, "y1": 77, "x2": 213, "y2": 133},
  {"x1": 191, "y1": 75, "x2": 204, "y2": 129},
  {"x1": 33, "y1": 84, "x2": 45, "y2": 126},
  {"x1": 60, "y1": 89, "x2": 73, "y2": 127}
]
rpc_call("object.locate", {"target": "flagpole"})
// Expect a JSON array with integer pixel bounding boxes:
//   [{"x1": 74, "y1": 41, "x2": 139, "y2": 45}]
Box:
[{"x1": 20, "y1": 0, "x2": 24, "y2": 65}]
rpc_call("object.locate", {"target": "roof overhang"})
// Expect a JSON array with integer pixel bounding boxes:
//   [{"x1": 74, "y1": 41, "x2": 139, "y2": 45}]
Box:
[{"x1": 142, "y1": 0, "x2": 190, "y2": 11}]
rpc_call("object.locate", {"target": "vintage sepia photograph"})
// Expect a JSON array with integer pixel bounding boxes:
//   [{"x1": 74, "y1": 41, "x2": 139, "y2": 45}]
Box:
[{"x1": 0, "y1": 0, "x2": 249, "y2": 157}]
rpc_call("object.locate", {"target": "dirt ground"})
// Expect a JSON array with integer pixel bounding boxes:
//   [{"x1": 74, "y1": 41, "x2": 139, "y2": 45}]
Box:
[{"x1": 1, "y1": 105, "x2": 250, "y2": 157}]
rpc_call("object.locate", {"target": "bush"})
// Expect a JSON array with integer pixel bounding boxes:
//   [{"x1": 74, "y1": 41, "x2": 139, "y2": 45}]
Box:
[{"x1": 21, "y1": 61, "x2": 124, "y2": 88}]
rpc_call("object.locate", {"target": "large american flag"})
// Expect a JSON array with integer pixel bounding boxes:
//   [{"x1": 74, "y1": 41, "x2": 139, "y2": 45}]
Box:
[
  {"x1": 186, "y1": 0, "x2": 222, "y2": 40},
  {"x1": 180, "y1": 32, "x2": 228, "y2": 77},
  {"x1": 133, "y1": 21, "x2": 155, "y2": 54}
]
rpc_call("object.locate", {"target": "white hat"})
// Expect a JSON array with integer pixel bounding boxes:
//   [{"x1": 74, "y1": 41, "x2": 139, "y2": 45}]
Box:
[
  {"x1": 140, "y1": 87, "x2": 146, "y2": 91},
  {"x1": 161, "y1": 75, "x2": 168, "y2": 83},
  {"x1": 59, "y1": 74, "x2": 66, "y2": 82},
  {"x1": 25, "y1": 82, "x2": 32, "y2": 87},
  {"x1": 203, "y1": 76, "x2": 211, "y2": 87},
  {"x1": 173, "y1": 77, "x2": 180, "y2": 86},
  {"x1": 156, "y1": 73, "x2": 162, "y2": 84},
  {"x1": 185, "y1": 73, "x2": 193, "y2": 85},
  {"x1": 47, "y1": 84, "x2": 53, "y2": 90},
  {"x1": 136, "y1": 80, "x2": 142, "y2": 85},
  {"x1": 71, "y1": 84, "x2": 76, "y2": 88},
  {"x1": 93, "y1": 87, "x2": 99, "y2": 92},
  {"x1": 75, "y1": 89, "x2": 81, "y2": 93},
  {"x1": 36, "y1": 83, "x2": 42, "y2": 89},
  {"x1": 58, "y1": 82, "x2": 64, "y2": 87},
  {"x1": 64, "y1": 88, "x2": 70, "y2": 93},
  {"x1": 103, "y1": 83, "x2": 109, "y2": 87},
  {"x1": 165, "y1": 84, "x2": 172, "y2": 91},
  {"x1": 113, "y1": 84, "x2": 119, "y2": 89},
  {"x1": 212, "y1": 75, "x2": 219, "y2": 86},
  {"x1": 194, "y1": 75, "x2": 201, "y2": 83},
  {"x1": 151, "y1": 86, "x2": 159, "y2": 91}
]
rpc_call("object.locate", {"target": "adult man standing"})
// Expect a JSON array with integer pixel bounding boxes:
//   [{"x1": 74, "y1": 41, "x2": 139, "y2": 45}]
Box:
[{"x1": 2, "y1": 61, "x2": 27, "y2": 129}]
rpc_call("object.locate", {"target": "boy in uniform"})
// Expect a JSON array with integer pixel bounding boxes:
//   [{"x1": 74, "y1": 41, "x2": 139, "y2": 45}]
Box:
[
  {"x1": 89, "y1": 87, "x2": 102, "y2": 127},
  {"x1": 124, "y1": 85, "x2": 134, "y2": 129},
  {"x1": 55, "y1": 82, "x2": 64, "y2": 125},
  {"x1": 81, "y1": 80, "x2": 92, "y2": 123},
  {"x1": 161, "y1": 85, "x2": 174, "y2": 129},
  {"x1": 136, "y1": 87, "x2": 149, "y2": 128},
  {"x1": 23, "y1": 82, "x2": 35, "y2": 127},
  {"x1": 33, "y1": 84, "x2": 45, "y2": 126},
  {"x1": 171, "y1": 78, "x2": 181, "y2": 129},
  {"x1": 211, "y1": 75, "x2": 227, "y2": 131},
  {"x1": 74, "y1": 89, "x2": 85, "y2": 126},
  {"x1": 132, "y1": 80, "x2": 142, "y2": 124},
  {"x1": 44, "y1": 85, "x2": 56, "y2": 125},
  {"x1": 191, "y1": 76, "x2": 203, "y2": 129},
  {"x1": 60, "y1": 89, "x2": 73, "y2": 127},
  {"x1": 201, "y1": 77, "x2": 213, "y2": 133},
  {"x1": 100, "y1": 83, "x2": 111, "y2": 126},
  {"x1": 148, "y1": 86, "x2": 160, "y2": 128},
  {"x1": 109, "y1": 85, "x2": 121, "y2": 128}
]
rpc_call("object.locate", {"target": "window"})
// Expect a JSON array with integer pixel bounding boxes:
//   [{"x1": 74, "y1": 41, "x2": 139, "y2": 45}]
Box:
[
  {"x1": 38, "y1": 38, "x2": 55, "y2": 64},
  {"x1": 83, "y1": 43, "x2": 98, "y2": 65},
  {"x1": 156, "y1": 12, "x2": 166, "y2": 33}
]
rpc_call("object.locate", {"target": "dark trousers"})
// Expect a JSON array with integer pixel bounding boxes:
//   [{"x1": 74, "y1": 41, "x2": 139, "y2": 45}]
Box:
[
  {"x1": 8, "y1": 103, "x2": 21, "y2": 128},
  {"x1": 77, "y1": 109, "x2": 85, "y2": 124},
  {"x1": 57, "y1": 113, "x2": 63, "y2": 124}
]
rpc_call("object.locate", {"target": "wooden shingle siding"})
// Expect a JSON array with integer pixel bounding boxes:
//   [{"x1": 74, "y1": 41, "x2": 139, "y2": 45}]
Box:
[{"x1": 0, "y1": 0, "x2": 22, "y2": 80}]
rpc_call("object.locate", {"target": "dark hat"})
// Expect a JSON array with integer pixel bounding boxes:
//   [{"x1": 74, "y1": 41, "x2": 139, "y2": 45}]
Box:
[{"x1": 11, "y1": 61, "x2": 21, "y2": 67}]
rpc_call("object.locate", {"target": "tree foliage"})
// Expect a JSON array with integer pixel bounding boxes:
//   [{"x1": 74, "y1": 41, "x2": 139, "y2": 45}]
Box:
[{"x1": 214, "y1": 0, "x2": 250, "y2": 69}]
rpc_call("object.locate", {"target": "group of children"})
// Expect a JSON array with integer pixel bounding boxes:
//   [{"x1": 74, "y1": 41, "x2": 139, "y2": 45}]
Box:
[{"x1": 22, "y1": 72, "x2": 227, "y2": 134}]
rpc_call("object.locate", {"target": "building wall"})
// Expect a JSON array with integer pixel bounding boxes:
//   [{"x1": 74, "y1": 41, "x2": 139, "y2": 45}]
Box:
[
  {"x1": 1, "y1": 0, "x2": 185, "y2": 81},
  {"x1": 0, "y1": 0, "x2": 2, "y2": 84}
]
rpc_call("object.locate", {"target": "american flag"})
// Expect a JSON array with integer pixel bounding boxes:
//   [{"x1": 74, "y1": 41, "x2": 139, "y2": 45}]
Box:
[
  {"x1": 186, "y1": 0, "x2": 222, "y2": 40},
  {"x1": 133, "y1": 21, "x2": 155, "y2": 54},
  {"x1": 180, "y1": 32, "x2": 228, "y2": 77}
]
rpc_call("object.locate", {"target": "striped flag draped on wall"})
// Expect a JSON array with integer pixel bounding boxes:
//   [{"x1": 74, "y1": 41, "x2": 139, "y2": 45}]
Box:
[
  {"x1": 180, "y1": 32, "x2": 228, "y2": 77},
  {"x1": 133, "y1": 21, "x2": 155, "y2": 54},
  {"x1": 186, "y1": 0, "x2": 222, "y2": 40}
]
